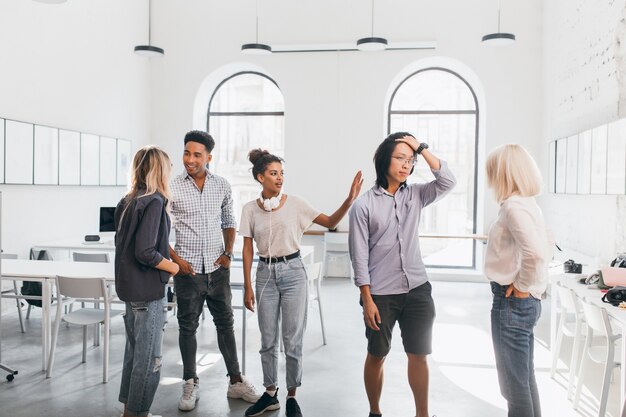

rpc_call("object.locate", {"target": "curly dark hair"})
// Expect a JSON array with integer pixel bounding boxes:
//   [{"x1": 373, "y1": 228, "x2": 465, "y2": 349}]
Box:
[
  {"x1": 184, "y1": 130, "x2": 215, "y2": 153},
  {"x1": 248, "y1": 149, "x2": 284, "y2": 182}
]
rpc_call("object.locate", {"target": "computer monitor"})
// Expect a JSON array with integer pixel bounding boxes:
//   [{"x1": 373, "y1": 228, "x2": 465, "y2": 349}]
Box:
[{"x1": 99, "y1": 207, "x2": 116, "y2": 233}]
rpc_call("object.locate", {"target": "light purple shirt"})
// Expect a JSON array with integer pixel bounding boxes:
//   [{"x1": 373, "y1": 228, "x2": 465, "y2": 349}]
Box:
[{"x1": 348, "y1": 161, "x2": 456, "y2": 295}]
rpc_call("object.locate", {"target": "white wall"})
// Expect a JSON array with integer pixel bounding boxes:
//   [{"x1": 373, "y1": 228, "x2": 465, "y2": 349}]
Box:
[
  {"x1": 0, "y1": 0, "x2": 546, "y2": 259},
  {"x1": 150, "y1": 0, "x2": 544, "y2": 236},
  {"x1": 0, "y1": 0, "x2": 152, "y2": 258},
  {"x1": 542, "y1": 0, "x2": 626, "y2": 261}
]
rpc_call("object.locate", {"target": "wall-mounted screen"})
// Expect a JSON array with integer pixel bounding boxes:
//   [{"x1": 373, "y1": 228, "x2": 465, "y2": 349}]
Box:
[
  {"x1": 100, "y1": 136, "x2": 117, "y2": 185},
  {"x1": 5, "y1": 120, "x2": 33, "y2": 184},
  {"x1": 607, "y1": 118, "x2": 626, "y2": 194},
  {"x1": 34, "y1": 125, "x2": 59, "y2": 185},
  {"x1": 577, "y1": 130, "x2": 592, "y2": 194},
  {"x1": 80, "y1": 133, "x2": 99, "y2": 185},
  {"x1": 565, "y1": 135, "x2": 578, "y2": 194},
  {"x1": 590, "y1": 125, "x2": 608, "y2": 194},
  {"x1": 59, "y1": 129, "x2": 80, "y2": 185}
]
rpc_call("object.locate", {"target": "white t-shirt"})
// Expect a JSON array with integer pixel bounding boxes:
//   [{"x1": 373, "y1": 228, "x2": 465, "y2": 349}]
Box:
[
  {"x1": 239, "y1": 195, "x2": 321, "y2": 258},
  {"x1": 484, "y1": 195, "x2": 554, "y2": 299}
]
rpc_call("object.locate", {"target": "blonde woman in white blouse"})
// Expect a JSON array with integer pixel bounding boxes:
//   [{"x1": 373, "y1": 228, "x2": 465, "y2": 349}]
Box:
[{"x1": 484, "y1": 144, "x2": 553, "y2": 417}]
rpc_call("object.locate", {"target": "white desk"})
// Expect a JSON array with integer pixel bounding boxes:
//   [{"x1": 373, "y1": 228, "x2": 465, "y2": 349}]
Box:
[
  {"x1": 550, "y1": 270, "x2": 626, "y2": 415},
  {"x1": 0, "y1": 260, "x2": 251, "y2": 374},
  {"x1": 32, "y1": 238, "x2": 315, "y2": 265}
]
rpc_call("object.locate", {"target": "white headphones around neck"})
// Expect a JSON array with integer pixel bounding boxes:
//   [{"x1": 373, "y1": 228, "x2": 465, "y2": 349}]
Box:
[{"x1": 259, "y1": 191, "x2": 282, "y2": 212}]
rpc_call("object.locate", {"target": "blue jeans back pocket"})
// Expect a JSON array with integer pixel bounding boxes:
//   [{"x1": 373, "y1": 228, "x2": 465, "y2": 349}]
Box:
[{"x1": 507, "y1": 296, "x2": 541, "y2": 330}]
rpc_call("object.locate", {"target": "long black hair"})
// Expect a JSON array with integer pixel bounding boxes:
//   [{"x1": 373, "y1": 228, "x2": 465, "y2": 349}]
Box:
[
  {"x1": 248, "y1": 149, "x2": 284, "y2": 182},
  {"x1": 373, "y1": 131, "x2": 416, "y2": 189}
]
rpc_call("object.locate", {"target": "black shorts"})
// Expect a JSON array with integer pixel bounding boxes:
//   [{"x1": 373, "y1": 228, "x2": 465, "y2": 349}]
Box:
[{"x1": 360, "y1": 281, "x2": 435, "y2": 357}]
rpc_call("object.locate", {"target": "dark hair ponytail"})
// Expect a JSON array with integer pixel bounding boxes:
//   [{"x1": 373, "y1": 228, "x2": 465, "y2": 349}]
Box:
[{"x1": 248, "y1": 149, "x2": 284, "y2": 182}]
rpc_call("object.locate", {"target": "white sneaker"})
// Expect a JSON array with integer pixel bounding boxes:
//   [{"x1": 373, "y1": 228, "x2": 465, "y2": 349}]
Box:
[
  {"x1": 178, "y1": 378, "x2": 200, "y2": 411},
  {"x1": 227, "y1": 374, "x2": 262, "y2": 403}
]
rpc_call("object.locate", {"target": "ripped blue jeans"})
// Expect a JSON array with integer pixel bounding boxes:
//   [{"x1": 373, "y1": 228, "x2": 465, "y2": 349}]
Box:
[{"x1": 118, "y1": 296, "x2": 167, "y2": 417}]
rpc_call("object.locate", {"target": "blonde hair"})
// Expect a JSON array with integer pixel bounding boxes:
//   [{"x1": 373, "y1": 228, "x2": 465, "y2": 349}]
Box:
[
  {"x1": 127, "y1": 145, "x2": 172, "y2": 204},
  {"x1": 485, "y1": 143, "x2": 542, "y2": 203}
]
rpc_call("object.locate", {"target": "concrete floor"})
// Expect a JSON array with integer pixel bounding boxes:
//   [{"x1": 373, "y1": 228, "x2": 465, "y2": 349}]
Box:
[{"x1": 0, "y1": 279, "x2": 621, "y2": 417}]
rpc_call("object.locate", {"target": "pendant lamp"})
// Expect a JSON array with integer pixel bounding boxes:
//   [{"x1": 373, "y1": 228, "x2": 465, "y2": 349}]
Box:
[
  {"x1": 134, "y1": 0, "x2": 164, "y2": 57},
  {"x1": 356, "y1": 0, "x2": 387, "y2": 51},
  {"x1": 482, "y1": 0, "x2": 515, "y2": 46},
  {"x1": 241, "y1": 0, "x2": 271, "y2": 55}
]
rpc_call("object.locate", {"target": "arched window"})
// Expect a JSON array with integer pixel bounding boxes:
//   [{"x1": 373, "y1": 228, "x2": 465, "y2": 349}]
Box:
[
  {"x1": 388, "y1": 68, "x2": 478, "y2": 268},
  {"x1": 208, "y1": 71, "x2": 285, "y2": 223}
]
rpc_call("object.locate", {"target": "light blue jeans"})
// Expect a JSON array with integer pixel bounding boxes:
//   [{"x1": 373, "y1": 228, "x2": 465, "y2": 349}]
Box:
[
  {"x1": 491, "y1": 282, "x2": 542, "y2": 417},
  {"x1": 118, "y1": 296, "x2": 168, "y2": 417},
  {"x1": 256, "y1": 257, "x2": 308, "y2": 390}
]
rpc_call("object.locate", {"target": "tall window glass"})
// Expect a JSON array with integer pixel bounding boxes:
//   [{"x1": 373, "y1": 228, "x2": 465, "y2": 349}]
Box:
[
  {"x1": 388, "y1": 68, "x2": 478, "y2": 268},
  {"x1": 208, "y1": 72, "x2": 285, "y2": 224}
]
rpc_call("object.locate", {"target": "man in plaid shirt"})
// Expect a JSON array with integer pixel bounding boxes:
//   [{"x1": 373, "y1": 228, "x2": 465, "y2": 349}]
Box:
[{"x1": 170, "y1": 131, "x2": 260, "y2": 411}]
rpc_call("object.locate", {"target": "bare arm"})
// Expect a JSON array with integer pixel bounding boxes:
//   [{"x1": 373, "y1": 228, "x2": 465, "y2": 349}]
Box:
[
  {"x1": 359, "y1": 285, "x2": 380, "y2": 331},
  {"x1": 396, "y1": 135, "x2": 440, "y2": 170},
  {"x1": 313, "y1": 171, "x2": 363, "y2": 229},
  {"x1": 242, "y1": 237, "x2": 256, "y2": 311},
  {"x1": 215, "y1": 227, "x2": 236, "y2": 268},
  {"x1": 155, "y1": 258, "x2": 180, "y2": 276},
  {"x1": 169, "y1": 245, "x2": 195, "y2": 276}
]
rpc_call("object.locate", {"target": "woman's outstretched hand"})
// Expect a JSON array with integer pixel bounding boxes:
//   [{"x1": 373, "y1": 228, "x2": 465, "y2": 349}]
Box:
[{"x1": 348, "y1": 170, "x2": 364, "y2": 202}]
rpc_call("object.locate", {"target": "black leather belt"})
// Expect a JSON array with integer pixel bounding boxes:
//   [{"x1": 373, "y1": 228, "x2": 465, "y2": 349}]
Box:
[{"x1": 259, "y1": 250, "x2": 300, "y2": 264}]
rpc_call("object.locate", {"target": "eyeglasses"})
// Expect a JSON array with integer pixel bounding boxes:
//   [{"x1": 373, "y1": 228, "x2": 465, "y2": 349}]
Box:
[{"x1": 391, "y1": 156, "x2": 417, "y2": 166}]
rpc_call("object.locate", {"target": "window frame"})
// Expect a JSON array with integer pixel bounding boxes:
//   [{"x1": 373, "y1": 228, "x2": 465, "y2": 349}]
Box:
[
  {"x1": 206, "y1": 71, "x2": 285, "y2": 125},
  {"x1": 387, "y1": 67, "x2": 480, "y2": 269}
]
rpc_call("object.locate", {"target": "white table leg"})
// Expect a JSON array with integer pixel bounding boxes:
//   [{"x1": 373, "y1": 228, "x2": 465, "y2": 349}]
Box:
[
  {"x1": 549, "y1": 280, "x2": 558, "y2": 350},
  {"x1": 619, "y1": 322, "x2": 626, "y2": 417},
  {"x1": 241, "y1": 288, "x2": 246, "y2": 375},
  {"x1": 41, "y1": 278, "x2": 51, "y2": 371}
]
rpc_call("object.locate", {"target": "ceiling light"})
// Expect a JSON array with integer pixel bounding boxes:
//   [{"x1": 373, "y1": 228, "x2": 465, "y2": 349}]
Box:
[
  {"x1": 356, "y1": 37, "x2": 388, "y2": 52},
  {"x1": 134, "y1": 45, "x2": 165, "y2": 57},
  {"x1": 242, "y1": 0, "x2": 272, "y2": 55},
  {"x1": 356, "y1": 0, "x2": 387, "y2": 51},
  {"x1": 241, "y1": 43, "x2": 272, "y2": 55},
  {"x1": 482, "y1": 0, "x2": 515, "y2": 46},
  {"x1": 134, "y1": 0, "x2": 164, "y2": 57}
]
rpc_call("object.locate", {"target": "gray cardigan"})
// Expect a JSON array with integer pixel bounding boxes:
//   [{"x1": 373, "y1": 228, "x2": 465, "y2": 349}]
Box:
[{"x1": 114, "y1": 190, "x2": 171, "y2": 302}]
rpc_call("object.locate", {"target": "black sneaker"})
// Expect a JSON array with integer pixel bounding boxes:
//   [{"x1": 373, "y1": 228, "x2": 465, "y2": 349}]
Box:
[
  {"x1": 245, "y1": 389, "x2": 280, "y2": 416},
  {"x1": 285, "y1": 398, "x2": 302, "y2": 417}
]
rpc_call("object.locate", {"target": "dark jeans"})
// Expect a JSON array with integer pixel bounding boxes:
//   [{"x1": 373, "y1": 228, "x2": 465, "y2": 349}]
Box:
[
  {"x1": 490, "y1": 282, "x2": 542, "y2": 417},
  {"x1": 174, "y1": 267, "x2": 241, "y2": 380}
]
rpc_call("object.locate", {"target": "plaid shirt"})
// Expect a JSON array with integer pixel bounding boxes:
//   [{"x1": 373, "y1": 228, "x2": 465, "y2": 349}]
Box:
[{"x1": 170, "y1": 169, "x2": 237, "y2": 274}]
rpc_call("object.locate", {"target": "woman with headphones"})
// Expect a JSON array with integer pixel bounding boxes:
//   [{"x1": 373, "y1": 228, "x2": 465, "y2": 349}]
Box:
[{"x1": 240, "y1": 149, "x2": 362, "y2": 417}]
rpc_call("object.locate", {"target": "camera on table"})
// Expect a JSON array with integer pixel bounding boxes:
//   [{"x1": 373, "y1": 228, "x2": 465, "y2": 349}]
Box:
[{"x1": 563, "y1": 259, "x2": 582, "y2": 274}]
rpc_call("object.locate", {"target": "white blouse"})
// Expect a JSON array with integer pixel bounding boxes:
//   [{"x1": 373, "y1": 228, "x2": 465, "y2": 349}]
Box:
[{"x1": 484, "y1": 195, "x2": 554, "y2": 299}]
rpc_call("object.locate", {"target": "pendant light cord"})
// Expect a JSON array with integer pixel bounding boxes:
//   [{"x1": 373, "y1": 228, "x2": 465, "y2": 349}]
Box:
[
  {"x1": 148, "y1": 0, "x2": 152, "y2": 44},
  {"x1": 497, "y1": 0, "x2": 501, "y2": 32},
  {"x1": 255, "y1": 0, "x2": 259, "y2": 43},
  {"x1": 370, "y1": 0, "x2": 375, "y2": 37}
]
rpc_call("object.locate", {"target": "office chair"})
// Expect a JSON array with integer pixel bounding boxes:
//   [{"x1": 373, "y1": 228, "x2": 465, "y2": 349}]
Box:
[
  {"x1": 0, "y1": 253, "x2": 25, "y2": 333},
  {"x1": 47, "y1": 276, "x2": 122, "y2": 383},
  {"x1": 573, "y1": 298, "x2": 621, "y2": 417},
  {"x1": 72, "y1": 252, "x2": 110, "y2": 263},
  {"x1": 306, "y1": 262, "x2": 326, "y2": 345},
  {"x1": 323, "y1": 232, "x2": 353, "y2": 280}
]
